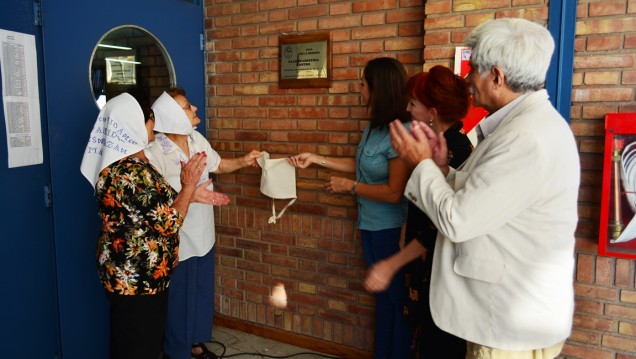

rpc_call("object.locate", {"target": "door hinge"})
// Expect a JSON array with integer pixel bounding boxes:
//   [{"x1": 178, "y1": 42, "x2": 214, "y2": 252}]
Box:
[
  {"x1": 33, "y1": 1, "x2": 42, "y2": 26},
  {"x1": 44, "y1": 184, "x2": 52, "y2": 208},
  {"x1": 200, "y1": 33, "x2": 205, "y2": 51}
]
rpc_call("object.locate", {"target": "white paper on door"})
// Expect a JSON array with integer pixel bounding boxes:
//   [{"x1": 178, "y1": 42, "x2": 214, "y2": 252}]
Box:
[{"x1": 0, "y1": 28, "x2": 43, "y2": 168}]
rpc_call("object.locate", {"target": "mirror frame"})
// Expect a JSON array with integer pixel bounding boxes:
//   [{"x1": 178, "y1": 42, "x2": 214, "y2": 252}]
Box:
[{"x1": 88, "y1": 25, "x2": 176, "y2": 109}]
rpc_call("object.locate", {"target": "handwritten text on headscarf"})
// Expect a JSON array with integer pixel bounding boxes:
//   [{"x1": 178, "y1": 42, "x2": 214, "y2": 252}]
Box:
[{"x1": 85, "y1": 115, "x2": 139, "y2": 156}]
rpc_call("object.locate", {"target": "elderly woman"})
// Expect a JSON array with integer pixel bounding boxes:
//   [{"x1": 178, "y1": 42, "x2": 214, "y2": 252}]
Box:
[
  {"x1": 80, "y1": 93, "x2": 227, "y2": 359},
  {"x1": 146, "y1": 88, "x2": 260, "y2": 359}
]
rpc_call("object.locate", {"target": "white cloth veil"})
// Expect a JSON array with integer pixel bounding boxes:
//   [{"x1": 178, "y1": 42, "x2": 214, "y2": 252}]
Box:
[
  {"x1": 151, "y1": 91, "x2": 193, "y2": 135},
  {"x1": 256, "y1": 152, "x2": 297, "y2": 224},
  {"x1": 80, "y1": 93, "x2": 149, "y2": 188}
]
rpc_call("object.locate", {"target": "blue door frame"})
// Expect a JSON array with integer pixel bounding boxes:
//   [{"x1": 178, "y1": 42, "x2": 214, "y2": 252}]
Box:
[{"x1": 546, "y1": 1, "x2": 577, "y2": 123}]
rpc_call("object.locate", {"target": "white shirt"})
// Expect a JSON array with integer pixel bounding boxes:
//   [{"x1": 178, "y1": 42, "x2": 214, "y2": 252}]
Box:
[
  {"x1": 146, "y1": 131, "x2": 221, "y2": 260},
  {"x1": 476, "y1": 92, "x2": 528, "y2": 141}
]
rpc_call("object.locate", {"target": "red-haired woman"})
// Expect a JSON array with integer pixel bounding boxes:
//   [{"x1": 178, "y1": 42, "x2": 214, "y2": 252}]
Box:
[{"x1": 364, "y1": 65, "x2": 473, "y2": 358}]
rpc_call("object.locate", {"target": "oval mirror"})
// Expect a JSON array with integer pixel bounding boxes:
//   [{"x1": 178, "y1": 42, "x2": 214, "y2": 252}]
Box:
[{"x1": 89, "y1": 26, "x2": 175, "y2": 109}]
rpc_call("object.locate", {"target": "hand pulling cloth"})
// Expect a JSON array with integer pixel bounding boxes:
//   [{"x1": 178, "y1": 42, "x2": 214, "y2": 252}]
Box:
[{"x1": 256, "y1": 152, "x2": 296, "y2": 224}]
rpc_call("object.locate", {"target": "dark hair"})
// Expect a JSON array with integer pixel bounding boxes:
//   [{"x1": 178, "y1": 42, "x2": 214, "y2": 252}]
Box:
[
  {"x1": 406, "y1": 65, "x2": 470, "y2": 125},
  {"x1": 126, "y1": 86, "x2": 154, "y2": 123},
  {"x1": 363, "y1": 57, "x2": 409, "y2": 129},
  {"x1": 166, "y1": 87, "x2": 186, "y2": 98}
]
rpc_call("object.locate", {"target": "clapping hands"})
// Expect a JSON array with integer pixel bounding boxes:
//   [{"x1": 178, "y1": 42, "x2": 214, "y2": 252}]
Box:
[
  {"x1": 389, "y1": 120, "x2": 450, "y2": 174},
  {"x1": 193, "y1": 179, "x2": 230, "y2": 206}
]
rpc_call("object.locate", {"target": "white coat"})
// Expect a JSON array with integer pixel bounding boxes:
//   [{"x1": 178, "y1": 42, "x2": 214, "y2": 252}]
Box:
[{"x1": 405, "y1": 90, "x2": 580, "y2": 350}]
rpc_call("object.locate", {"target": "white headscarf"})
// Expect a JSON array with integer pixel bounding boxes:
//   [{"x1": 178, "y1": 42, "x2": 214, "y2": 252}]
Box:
[
  {"x1": 80, "y1": 92, "x2": 149, "y2": 188},
  {"x1": 151, "y1": 91, "x2": 194, "y2": 135}
]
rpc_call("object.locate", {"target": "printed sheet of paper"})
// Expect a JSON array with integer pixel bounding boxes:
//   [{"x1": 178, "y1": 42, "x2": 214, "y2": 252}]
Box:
[{"x1": 0, "y1": 28, "x2": 43, "y2": 168}]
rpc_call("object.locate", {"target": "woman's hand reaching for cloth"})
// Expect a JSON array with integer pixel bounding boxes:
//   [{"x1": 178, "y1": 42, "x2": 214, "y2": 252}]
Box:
[
  {"x1": 193, "y1": 179, "x2": 230, "y2": 206},
  {"x1": 288, "y1": 153, "x2": 356, "y2": 173},
  {"x1": 215, "y1": 149, "x2": 262, "y2": 174},
  {"x1": 243, "y1": 150, "x2": 262, "y2": 168},
  {"x1": 287, "y1": 152, "x2": 316, "y2": 169}
]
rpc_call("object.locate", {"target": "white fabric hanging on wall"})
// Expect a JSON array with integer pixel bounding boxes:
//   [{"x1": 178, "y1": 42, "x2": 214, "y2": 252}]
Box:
[{"x1": 256, "y1": 151, "x2": 296, "y2": 224}]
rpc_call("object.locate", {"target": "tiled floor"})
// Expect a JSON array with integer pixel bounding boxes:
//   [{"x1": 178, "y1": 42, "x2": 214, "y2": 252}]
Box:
[{"x1": 202, "y1": 326, "x2": 342, "y2": 359}]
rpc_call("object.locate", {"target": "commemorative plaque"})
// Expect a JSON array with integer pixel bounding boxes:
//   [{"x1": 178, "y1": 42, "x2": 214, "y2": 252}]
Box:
[{"x1": 279, "y1": 32, "x2": 331, "y2": 89}]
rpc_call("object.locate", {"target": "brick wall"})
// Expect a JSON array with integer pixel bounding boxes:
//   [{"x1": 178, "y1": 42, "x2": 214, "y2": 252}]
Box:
[
  {"x1": 568, "y1": 1, "x2": 636, "y2": 358},
  {"x1": 204, "y1": 0, "x2": 636, "y2": 357},
  {"x1": 204, "y1": 0, "x2": 424, "y2": 353}
]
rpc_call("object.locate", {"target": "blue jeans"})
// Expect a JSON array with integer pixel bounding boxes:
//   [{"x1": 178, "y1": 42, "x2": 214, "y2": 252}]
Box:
[{"x1": 361, "y1": 228, "x2": 410, "y2": 359}]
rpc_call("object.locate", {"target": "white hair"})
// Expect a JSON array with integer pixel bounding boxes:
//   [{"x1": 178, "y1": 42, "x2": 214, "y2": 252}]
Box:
[{"x1": 466, "y1": 18, "x2": 555, "y2": 92}]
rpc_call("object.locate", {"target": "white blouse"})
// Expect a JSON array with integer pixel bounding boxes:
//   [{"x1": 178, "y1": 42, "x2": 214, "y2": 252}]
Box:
[{"x1": 146, "y1": 131, "x2": 221, "y2": 261}]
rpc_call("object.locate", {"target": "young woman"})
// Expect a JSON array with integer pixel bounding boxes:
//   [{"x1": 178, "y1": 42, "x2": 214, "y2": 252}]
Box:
[{"x1": 289, "y1": 57, "x2": 412, "y2": 359}]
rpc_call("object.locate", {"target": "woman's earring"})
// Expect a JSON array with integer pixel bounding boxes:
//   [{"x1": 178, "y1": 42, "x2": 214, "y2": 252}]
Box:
[{"x1": 428, "y1": 118, "x2": 433, "y2": 127}]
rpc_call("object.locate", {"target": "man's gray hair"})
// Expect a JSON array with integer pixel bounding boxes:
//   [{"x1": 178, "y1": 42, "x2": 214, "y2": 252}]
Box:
[{"x1": 466, "y1": 18, "x2": 555, "y2": 93}]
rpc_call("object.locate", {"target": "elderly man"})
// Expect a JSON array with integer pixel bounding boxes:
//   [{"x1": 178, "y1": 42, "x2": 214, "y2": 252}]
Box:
[{"x1": 389, "y1": 18, "x2": 580, "y2": 358}]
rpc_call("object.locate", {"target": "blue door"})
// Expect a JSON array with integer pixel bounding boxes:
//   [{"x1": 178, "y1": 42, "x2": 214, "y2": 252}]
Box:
[
  {"x1": 39, "y1": 0, "x2": 204, "y2": 358},
  {"x1": 0, "y1": 1, "x2": 59, "y2": 358}
]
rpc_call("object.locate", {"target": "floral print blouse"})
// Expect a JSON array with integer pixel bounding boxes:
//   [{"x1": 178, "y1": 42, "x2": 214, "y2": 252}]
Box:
[{"x1": 95, "y1": 156, "x2": 183, "y2": 295}]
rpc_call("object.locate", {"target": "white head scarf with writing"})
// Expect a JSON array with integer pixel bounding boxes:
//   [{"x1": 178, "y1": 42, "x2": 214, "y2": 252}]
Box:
[
  {"x1": 151, "y1": 91, "x2": 194, "y2": 135},
  {"x1": 80, "y1": 92, "x2": 148, "y2": 188}
]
